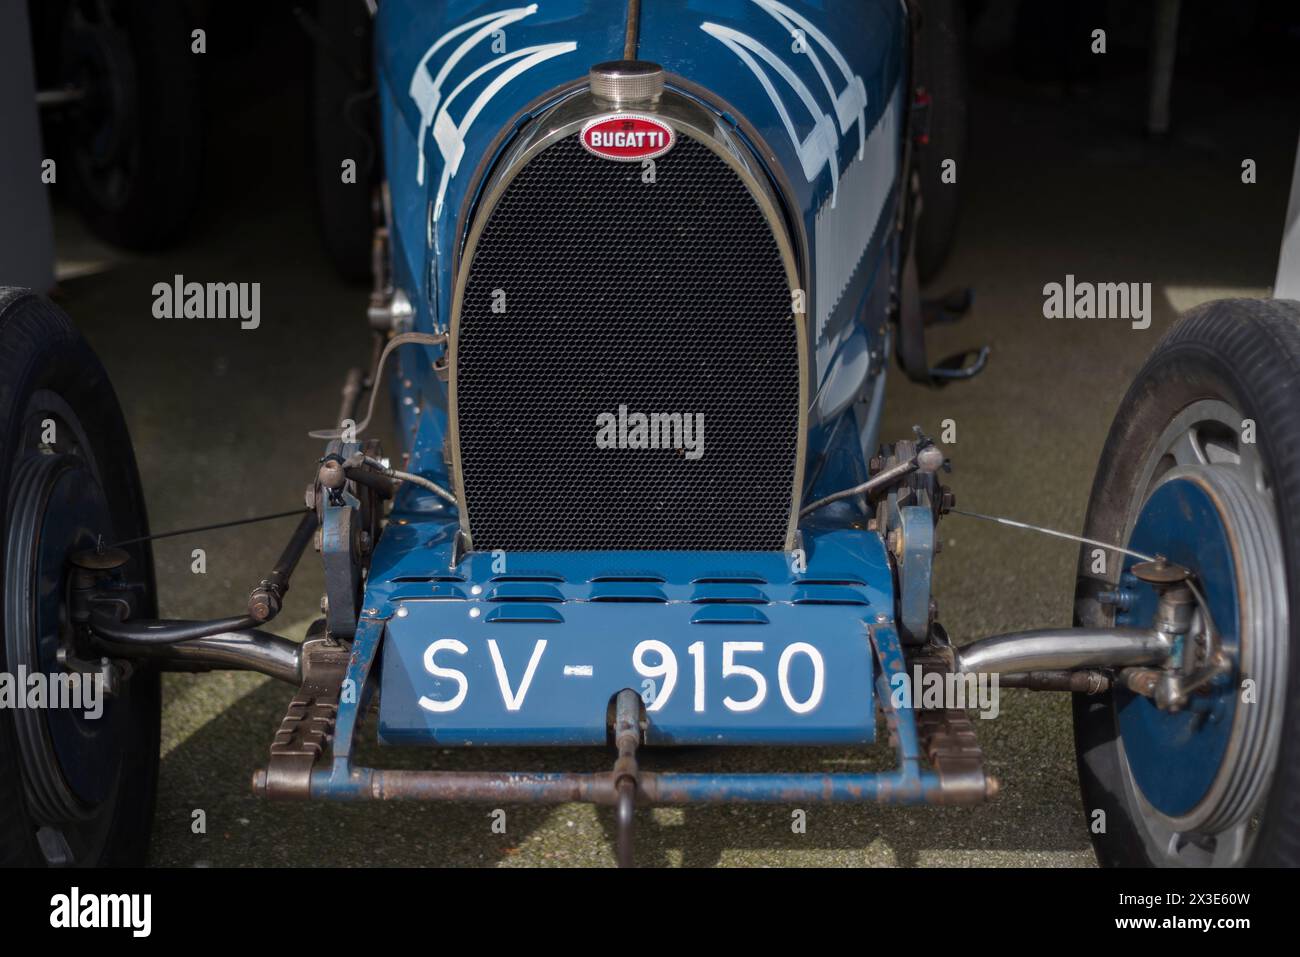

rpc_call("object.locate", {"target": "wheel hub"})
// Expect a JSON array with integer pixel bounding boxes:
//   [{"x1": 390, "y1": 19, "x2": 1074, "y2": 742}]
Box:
[
  {"x1": 1120, "y1": 464, "x2": 1287, "y2": 839},
  {"x1": 3, "y1": 452, "x2": 123, "y2": 822}
]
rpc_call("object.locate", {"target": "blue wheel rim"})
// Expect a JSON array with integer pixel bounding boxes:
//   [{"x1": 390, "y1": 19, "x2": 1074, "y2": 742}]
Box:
[{"x1": 1118, "y1": 476, "x2": 1239, "y2": 817}]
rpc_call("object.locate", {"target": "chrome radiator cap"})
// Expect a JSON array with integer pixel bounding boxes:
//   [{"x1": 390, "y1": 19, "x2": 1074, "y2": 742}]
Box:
[{"x1": 589, "y1": 60, "x2": 665, "y2": 109}]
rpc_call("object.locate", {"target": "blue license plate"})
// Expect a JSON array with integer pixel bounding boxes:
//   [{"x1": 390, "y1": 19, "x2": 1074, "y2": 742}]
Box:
[{"x1": 377, "y1": 600, "x2": 877, "y2": 746}]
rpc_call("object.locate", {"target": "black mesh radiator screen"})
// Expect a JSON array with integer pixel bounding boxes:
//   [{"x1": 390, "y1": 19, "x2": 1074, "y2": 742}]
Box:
[{"x1": 454, "y1": 133, "x2": 800, "y2": 551}]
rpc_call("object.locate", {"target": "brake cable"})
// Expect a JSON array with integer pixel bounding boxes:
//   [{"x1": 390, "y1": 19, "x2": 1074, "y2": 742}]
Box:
[
  {"x1": 108, "y1": 508, "x2": 310, "y2": 549},
  {"x1": 345, "y1": 451, "x2": 457, "y2": 507},
  {"x1": 948, "y1": 508, "x2": 1231, "y2": 705},
  {"x1": 947, "y1": 508, "x2": 1158, "y2": 562},
  {"x1": 309, "y1": 331, "x2": 447, "y2": 440}
]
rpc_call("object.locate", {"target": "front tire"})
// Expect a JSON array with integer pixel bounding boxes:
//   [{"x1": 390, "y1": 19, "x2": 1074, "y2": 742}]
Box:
[
  {"x1": 0, "y1": 288, "x2": 160, "y2": 866},
  {"x1": 1074, "y1": 298, "x2": 1300, "y2": 866}
]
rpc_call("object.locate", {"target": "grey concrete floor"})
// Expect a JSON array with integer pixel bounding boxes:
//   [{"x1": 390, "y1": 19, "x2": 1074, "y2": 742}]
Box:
[{"x1": 49, "y1": 56, "x2": 1294, "y2": 867}]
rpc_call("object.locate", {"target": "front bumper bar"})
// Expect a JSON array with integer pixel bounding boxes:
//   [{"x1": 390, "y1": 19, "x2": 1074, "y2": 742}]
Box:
[
  {"x1": 254, "y1": 620, "x2": 996, "y2": 809},
  {"x1": 302, "y1": 764, "x2": 987, "y2": 805}
]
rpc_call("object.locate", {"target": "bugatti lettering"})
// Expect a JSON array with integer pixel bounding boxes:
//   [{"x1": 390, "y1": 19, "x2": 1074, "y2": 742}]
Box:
[
  {"x1": 587, "y1": 129, "x2": 668, "y2": 149},
  {"x1": 580, "y1": 114, "x2": 676, "y2": 160},
  {"x1": 595, "y1": 405, "x2": 704, "y2": 459}
]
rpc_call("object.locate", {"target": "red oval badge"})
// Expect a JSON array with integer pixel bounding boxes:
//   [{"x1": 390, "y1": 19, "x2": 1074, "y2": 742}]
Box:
[{"x1": 580, "y1": 114, "x2": 676, "y2": 161}]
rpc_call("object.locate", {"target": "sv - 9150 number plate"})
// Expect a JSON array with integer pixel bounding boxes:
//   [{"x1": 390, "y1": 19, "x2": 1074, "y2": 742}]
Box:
[{"x1": 377, "y1": 600, "x2": 876, "y2": 746}]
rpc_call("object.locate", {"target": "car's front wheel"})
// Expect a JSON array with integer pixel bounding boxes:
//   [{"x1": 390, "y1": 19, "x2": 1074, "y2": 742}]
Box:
[
  {"x1": 0, "y1": 288, "x2": 160, "y2": 866},
  {"x1": 1074, "y1": 297, "x2": 1300, "y2": 866}
]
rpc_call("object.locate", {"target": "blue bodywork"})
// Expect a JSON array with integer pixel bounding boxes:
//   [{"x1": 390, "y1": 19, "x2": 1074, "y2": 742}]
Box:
[
  {"x1": 376, "y1": 0, "x2": 906, "y2": 507},
  {"x1": 318, "y1": 1, "x2": 923, "y2": 802},
  {"x1": 371, "y1": 509, "x2": 888, "y2": 747}
]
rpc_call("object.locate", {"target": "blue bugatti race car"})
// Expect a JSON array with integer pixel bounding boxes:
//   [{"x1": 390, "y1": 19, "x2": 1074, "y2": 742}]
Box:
[{"x1": 2, "y1": 0, "x2": 1298, "y2": 870}]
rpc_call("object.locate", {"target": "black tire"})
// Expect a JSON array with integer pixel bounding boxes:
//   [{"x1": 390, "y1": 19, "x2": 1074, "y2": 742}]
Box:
[
  {"x1": 0, "y1": 288, "x2": 160, "y2": 866},
  {"x1": 57, "y1": 0, "x2": 204, "y2": 249},
  {"x1": 310, "y1": 0, "x2": 377, "y2": 283},
  {"x1": 914, "y1": 0, "x2": 967, "y2": 283},
  {"x1": 1074, "y1": 298, "x2": 1300, "y2": 867}
]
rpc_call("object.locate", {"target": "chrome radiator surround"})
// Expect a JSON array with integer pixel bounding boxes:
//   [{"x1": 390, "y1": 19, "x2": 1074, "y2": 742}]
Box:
[{"x1": 448, "y1": 84, "x2": 808, "y2": 552}]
